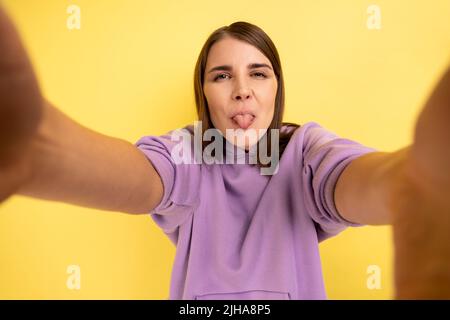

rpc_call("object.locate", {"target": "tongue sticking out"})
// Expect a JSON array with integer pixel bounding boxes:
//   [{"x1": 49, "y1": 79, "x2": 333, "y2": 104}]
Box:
[{"x1": 232, "y1": 114, "x2": 254, "y2": 129}]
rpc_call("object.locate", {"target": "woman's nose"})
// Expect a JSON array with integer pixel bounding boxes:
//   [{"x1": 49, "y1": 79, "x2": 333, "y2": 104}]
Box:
[
  {"x1": 233, "y1": 82, "x2": 252, "y2": 101},
  {"x1": 234, "y1": 90, "x2": 251, "y2": 101}
]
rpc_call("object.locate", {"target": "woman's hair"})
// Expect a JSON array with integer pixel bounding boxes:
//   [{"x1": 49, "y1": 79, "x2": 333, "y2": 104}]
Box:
[{"x1": 193, "y1": 21, "x2": 300, "y2": 167}]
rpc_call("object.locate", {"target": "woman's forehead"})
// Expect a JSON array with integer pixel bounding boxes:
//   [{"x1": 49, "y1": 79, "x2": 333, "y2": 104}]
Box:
[{"x1": 206, "y1": 38, "x2": 271, "y2": 68}]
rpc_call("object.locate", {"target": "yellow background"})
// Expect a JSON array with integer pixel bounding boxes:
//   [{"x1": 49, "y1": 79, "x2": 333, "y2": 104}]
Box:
[{"x1": 0, "y1": 0, "x2": 449, "y2": 299}]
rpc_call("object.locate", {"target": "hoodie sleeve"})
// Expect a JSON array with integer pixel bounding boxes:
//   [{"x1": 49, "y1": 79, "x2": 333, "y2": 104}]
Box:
[
  {"x1": 301, "y1": 122, "x2": 378, "y2": 242},
  {"x1": 134, "y1": 125, "x2": 201, "y2": 242}
]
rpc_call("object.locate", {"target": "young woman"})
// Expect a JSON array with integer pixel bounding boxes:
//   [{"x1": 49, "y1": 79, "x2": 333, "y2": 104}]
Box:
[{"x1": 0, "y1": 6, "x2": 449, "y2": 299}]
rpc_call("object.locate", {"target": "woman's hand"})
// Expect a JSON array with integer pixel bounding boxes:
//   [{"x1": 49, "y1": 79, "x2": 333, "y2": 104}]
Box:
[
  {"x1": 390, "y1": 66, "x2": 450, "y2": 299},
  {"x1": 0, "y1": 6, "x2": 43, "y2": 202}
]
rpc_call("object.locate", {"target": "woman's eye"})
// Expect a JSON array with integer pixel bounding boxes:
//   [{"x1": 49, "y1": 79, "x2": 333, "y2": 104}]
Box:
[
  {"x1": 213, "y1": 72, "x2": 267, "y2": 81},
  {"x1": 253, "y1": 72, "x2": 266, "y2": 78},
  {"x1": 214, "y1": 74, "x2": 230, "y2": 81}
]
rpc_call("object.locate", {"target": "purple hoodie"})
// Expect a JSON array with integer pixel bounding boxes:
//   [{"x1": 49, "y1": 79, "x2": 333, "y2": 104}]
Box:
[{"x1": 135, "y1": 122, "x2": 377, "y2": 300}]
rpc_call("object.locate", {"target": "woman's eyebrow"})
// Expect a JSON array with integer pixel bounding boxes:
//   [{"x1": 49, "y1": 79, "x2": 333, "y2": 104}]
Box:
[{"x1": 207, "y1": 63, "x2": 272, "y2": 74}]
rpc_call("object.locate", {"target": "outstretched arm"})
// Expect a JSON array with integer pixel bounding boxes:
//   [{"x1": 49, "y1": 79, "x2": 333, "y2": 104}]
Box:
[
  {"x1": 16, "y1": 100, "x2": 164, "y2": 214},
  {"x1": 334, "y1": 64, "x2": 450, "y2": 298},
  {"x1": 334, "y1": 146, "x2": 410, "y2": 225},
  {"x1": 0, "y1": 6, "x2": 163, "y2": 214},
  {"x1": 334, "y1": 65, "x2": 450, "y2": 226}
]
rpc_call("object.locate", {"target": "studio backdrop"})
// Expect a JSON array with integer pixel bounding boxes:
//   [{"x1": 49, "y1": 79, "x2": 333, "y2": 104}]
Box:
[{"x1": 0, "y1": 0, "x2": 449, "y2": 299}]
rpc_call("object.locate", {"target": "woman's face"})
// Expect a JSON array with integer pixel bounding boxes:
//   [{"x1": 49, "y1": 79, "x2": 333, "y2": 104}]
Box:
[{"x1": 203, "y1": 36, "x2": 277, "y2": 150}]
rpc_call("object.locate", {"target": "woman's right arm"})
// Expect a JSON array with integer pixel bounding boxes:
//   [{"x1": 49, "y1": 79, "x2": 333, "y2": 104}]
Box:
[
  {"x1": 16, "y1": 100, "x2": 164, "y2": 214},
  {"x1": 0, "y1": 6, "x2": 163, "y2": 214}
]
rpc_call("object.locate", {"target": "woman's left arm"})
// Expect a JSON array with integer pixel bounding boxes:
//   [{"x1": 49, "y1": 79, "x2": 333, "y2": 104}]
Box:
[
  {"x1": 334, "y1": 65, "x2": 450, "y2": 298},
  {"x1": 335, "y1": 65, "x2": 450, "y2": 225},
  {"x1": 334, "y1": 146, "x2": 410, "y2": 225}
]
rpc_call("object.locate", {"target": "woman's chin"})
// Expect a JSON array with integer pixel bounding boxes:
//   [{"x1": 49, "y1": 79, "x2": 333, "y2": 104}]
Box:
[{"x1": 234, "y1": 139, "x2": 258, "y2": 151}]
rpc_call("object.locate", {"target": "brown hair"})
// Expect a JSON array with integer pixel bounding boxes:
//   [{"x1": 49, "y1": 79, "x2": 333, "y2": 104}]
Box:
[{"x1": 193, "y1": 21, "x2": 300, "y2": 167}]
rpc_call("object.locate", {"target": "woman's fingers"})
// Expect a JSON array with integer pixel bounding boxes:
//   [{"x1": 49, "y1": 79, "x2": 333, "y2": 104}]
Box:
[{"x1": 0, "y1": 6, "x2": 43, "y2": 167}]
